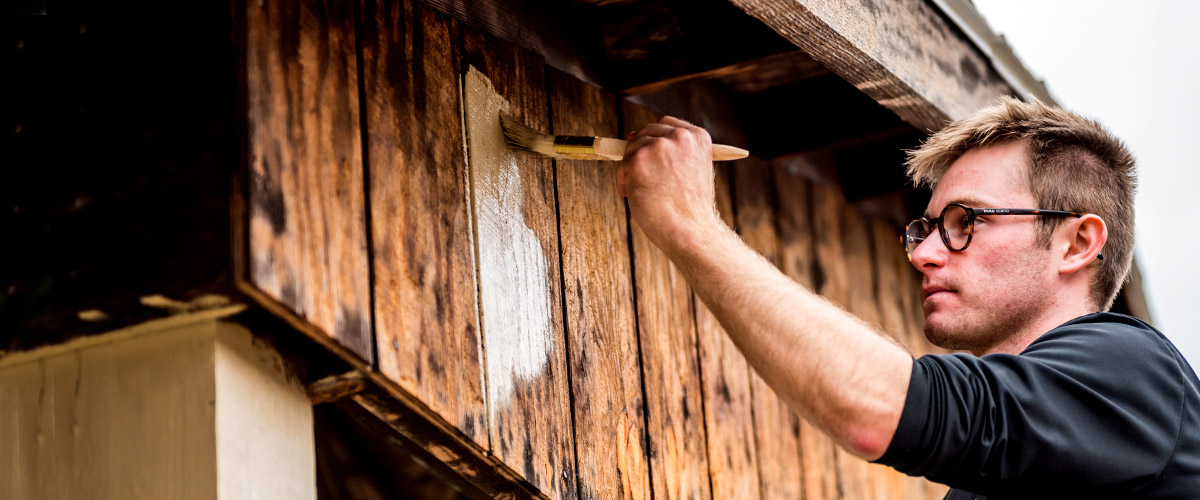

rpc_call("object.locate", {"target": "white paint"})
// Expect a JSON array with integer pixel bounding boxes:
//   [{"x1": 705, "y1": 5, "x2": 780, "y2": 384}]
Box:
[
  {"x1": 463, "y1": 66, "x2": 555, "y2": 409},
  {"x1": 0, "y1": 315, "x2": 314, "y2": 500},
  {"x1": 215, "y1": 322, "x2": 315, "y2": 500}
]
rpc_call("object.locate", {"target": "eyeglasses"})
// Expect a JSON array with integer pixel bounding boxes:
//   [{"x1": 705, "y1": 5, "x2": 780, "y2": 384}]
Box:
[{"x1": 902, "y1": 203, "x2": 1098, "y2": 260}]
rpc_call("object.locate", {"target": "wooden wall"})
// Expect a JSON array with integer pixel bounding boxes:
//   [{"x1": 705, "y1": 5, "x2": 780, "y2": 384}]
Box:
[{"x1": 244, "y1": 0, "x2": 948, "y2": 498}]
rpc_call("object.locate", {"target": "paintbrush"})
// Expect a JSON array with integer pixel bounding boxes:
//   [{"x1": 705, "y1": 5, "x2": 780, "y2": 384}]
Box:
[{"x1": 499, "y1": 112, "x2": 750, "y2": 161}]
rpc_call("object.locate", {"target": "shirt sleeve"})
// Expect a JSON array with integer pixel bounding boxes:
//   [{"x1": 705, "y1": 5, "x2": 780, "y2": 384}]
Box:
[{"x1": 875, "y1": 317, "x2": 1185, "y2": 497}]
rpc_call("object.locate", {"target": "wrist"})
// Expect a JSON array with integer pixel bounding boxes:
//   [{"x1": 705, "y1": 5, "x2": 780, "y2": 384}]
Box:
[{"x1": 661, "y1": 210, "x2": 739, "y2": 268}]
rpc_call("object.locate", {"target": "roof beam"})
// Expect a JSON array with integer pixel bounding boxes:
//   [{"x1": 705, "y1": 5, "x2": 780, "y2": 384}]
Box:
[{"x1": 728, "y1": 0, "x2": 1013, "y2": 131}]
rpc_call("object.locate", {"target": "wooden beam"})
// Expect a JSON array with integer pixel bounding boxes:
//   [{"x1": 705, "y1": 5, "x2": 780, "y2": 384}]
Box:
[
  {"x1": 733, "y1": 73, "x2": 915, "y2": 159},
  {"x1": 419, "y1": 0, "x2": 607, "y2": 87},
  {"x1": 600, "y1": 0, "x2": 798, "y2": 94},
  {"x1": 727, "y1": 0, "x2": 1013, "y2": 131},
  {"x1": 350, "y1": 390, "x2": 547, "y2": 500},
  {"x1": 622, "y1": 50, "x2": 825, "y2": 97}
]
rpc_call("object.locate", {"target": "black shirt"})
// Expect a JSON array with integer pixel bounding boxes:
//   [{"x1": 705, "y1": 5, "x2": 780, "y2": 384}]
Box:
[{"x1": 876, "y1": 313, "x2": 1200, "y2": 499}]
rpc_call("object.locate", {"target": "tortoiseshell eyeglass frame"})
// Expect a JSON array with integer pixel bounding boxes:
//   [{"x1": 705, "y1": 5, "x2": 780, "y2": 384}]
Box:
[{"x1": 901, "y1": 202, "x2": 1102, "y2": 261}]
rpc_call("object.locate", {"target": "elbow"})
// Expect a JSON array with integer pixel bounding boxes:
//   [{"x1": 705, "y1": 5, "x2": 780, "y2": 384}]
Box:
[{"x1": 843, "y1": 426, "x2": 895, "y2": 461}]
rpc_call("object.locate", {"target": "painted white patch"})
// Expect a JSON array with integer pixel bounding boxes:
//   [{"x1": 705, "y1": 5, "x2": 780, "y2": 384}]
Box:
[{"x1": 463, "y1": 66, "x2": 554, "y2": 409}]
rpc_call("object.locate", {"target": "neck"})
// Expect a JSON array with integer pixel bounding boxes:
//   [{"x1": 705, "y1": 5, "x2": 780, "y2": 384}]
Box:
[{"x1": 977, "y1": 290, "x2": 1097, "y2": 356}]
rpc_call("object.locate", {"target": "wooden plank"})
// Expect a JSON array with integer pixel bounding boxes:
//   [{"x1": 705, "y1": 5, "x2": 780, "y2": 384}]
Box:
[
  {"x1": 839, "y1": 208, "x2": 902, "y2": 500},
  {"x1": 461, "y1": 30, "x2": 575, "y2": 500},
  {"x1": 871, "y1": 218, "x2": 914, "y2": 351},
  {"x1": 771, "y1": 165, "x2": 840, "y2": 500},
  {"x1": 730, "y1": 157, "x2": 804, "y2": 499},
  {"x1": 695, "y1": 163, "x2": 762, "y2": 499},
  {"x1": 359, "y1": 0, "x2": 487, "y2": 446},
  {"x1": 872, "y1": 213, "x2": 937, "y2": 500},
  {"x1": 727, "y1": 0, "x2": 1012, "y2": 132},
  {"x1": 547, "y1": 69, "x2": 651, "y2": 500},
  {"x1": 809, "y1": 183, "x2": 876, "y2": 500},
  {"x1": 889, "y1": 217, "x2": 932, "y2": 358},
  {"x1": 621, "y1": 102, "x2": 712, "y2": 500},
  {"x1": 245, "y1": 0, "x2": 373, "y2": 362}
]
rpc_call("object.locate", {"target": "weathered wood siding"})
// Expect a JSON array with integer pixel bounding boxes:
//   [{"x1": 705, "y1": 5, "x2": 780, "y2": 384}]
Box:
[
  {"x1": 246, "y1": 0, "x2": 374, "y2": 362},
  {"x1": 244, "y1": 0, "x2": 951, "y2": 497}
]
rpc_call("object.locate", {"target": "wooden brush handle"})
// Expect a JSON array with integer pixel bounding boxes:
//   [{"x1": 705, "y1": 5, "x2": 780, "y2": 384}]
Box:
[{"x1": 593, "y1": 138, "x2": 750, "y2": 161}]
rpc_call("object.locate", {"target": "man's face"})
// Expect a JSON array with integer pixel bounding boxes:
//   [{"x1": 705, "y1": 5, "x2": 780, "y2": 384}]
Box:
[{"x1": 910, "y1": 141, "x2": 1058, "y2": 354}]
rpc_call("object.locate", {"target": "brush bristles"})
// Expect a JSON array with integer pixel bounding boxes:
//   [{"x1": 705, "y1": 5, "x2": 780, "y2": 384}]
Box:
[{"x1": 498, "y1": 112, "x2": 563, "y2": 158}]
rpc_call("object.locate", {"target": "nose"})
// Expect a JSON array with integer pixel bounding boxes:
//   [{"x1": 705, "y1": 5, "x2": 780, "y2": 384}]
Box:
[{"x1": 909, "y1": 229, "x2": 948, "y2": 270}]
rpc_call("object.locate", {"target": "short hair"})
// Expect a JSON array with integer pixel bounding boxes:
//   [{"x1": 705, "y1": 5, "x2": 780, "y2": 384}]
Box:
[{"x1": 905, "y1": 97, "x2": 1136, "y2": 311}]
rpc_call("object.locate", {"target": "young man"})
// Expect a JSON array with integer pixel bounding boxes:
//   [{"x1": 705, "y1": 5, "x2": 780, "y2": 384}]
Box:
[{"x1": 617, "y1": 98, "x2": 1199, "y2": 498}]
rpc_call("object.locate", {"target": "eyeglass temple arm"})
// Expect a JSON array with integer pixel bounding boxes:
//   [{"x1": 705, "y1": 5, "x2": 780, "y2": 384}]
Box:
[{"x1": 974, "y1": 208, "x2": 1101, "y2": 259}]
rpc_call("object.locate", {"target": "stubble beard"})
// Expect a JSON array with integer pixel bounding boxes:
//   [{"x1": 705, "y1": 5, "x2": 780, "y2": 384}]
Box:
[
  {"x1": 924, "y1": 305, "x2": 1039, "y2": 354},
  {"x1": 922, "y1": 275, "x2": 1045, "y2": 354}
]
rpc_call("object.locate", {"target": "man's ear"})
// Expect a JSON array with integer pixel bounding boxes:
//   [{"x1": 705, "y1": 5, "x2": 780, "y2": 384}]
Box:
[{"x1": 1059, "y1": 214, "x2": 1107, "y2": 275}]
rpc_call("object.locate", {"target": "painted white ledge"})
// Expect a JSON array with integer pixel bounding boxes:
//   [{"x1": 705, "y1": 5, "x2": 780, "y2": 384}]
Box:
[{"x1": 0, "y1": 311, "x2": 314, "y2": 500}]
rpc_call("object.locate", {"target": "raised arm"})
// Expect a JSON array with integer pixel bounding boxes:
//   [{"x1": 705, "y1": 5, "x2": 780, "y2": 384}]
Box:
[{"x1": 617, "y1": 116, "x2": 914, "y2": 459}]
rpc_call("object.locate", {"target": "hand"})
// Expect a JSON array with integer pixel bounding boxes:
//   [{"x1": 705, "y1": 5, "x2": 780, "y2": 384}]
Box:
[{"x1": 617, "y1": 116, "x2": 725, "y2": 257}]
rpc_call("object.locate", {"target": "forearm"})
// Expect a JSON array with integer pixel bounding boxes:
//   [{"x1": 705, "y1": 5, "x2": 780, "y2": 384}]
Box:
[{"x1": 666, "y1": 217, "x2": 913, "y2": 460}]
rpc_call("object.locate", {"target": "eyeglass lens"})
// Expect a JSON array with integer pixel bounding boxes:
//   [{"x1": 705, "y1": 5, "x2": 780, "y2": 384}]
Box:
[{"x1": 904, "y1": 204, "x2": 973, "y2": 257}]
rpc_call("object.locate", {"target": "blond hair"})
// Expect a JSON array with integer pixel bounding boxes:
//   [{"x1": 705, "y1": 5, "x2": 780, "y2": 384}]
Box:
[{"x1": 906, "y1": 97, "x2": 1136, "y2": 311}]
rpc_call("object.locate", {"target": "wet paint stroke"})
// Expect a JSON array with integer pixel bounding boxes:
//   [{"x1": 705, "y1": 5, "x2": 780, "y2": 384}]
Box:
[{"x1": 463, "y1": 66, "x2": 555, "y2": 412}]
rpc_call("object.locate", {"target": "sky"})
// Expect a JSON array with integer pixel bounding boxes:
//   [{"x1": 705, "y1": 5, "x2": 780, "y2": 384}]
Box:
[{"x1": 969, "y1": 0, "x2": 1200, "y2": 365}]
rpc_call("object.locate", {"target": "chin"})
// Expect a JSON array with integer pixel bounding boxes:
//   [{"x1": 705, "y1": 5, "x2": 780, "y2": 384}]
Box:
[{"x1": 922, "y1": 313, "x2": 976, "y2": 351}]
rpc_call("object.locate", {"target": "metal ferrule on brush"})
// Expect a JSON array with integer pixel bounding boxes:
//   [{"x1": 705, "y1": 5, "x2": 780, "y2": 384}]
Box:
[{"x1": 552, "y1": 135, "x2": 599, "y2": 155}]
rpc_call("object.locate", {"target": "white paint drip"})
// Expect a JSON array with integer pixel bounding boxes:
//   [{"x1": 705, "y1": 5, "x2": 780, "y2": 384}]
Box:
[{"x1": 463, "y1": 66, "x2": 554, "y2": 409}]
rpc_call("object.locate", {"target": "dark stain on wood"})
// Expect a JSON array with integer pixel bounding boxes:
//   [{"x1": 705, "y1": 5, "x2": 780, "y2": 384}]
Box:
[
  {"x1": 252, "y1": 154, "x2": 288, "y2": 236},
  {"x1": 359, "y1": 0, "x2": 487, "y2": 447},
  {"x1": 246, "y1": 0, "x2": 374, "y2": 363}
]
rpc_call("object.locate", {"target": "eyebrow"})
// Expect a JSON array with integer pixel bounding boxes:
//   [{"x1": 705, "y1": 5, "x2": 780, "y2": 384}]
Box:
[{"x1": 924, "y1": 196, "x2": 990, "y2": 219}]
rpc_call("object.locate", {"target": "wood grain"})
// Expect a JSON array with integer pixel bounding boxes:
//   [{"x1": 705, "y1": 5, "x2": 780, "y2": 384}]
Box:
[
  {"x1": 622, "y1": 102, "x2": 713, "y2": 500},
  {"x1": 461, "y1": 30, "x2": 575, "y2": 500},
  {"x1": 871, "y1": 218, "x2": 912, "y2": 350},
  {"x1": 727, "y1": 0, "x2": 1012, "y2": 132},
  {"x1": 730, "y1": 157, "x2": 804, "y2": 499},
  {"x1": 809, "y1": 183, "x2": 876, "y2": 500},
  {"x1": 695, "y1": 163, "x2": 762, "y2": 499},
  {"x1": 872, "y1": 216, "x2": 940, "y2": 498},
  {"x1": 359, "y1": 0, "x2": 487, "y2": 446},
  {"x1": 772, "y1": 164, "x2": 839, "y2": 500},
  {"x1": 548, "y1": 69, "x2": 651, "y2": 500},
  {"x1": 246, "y1": 0, "x2": 373, "y2": 362},
  {"x1": 839, "y1": 207, "x2": 901, "y2": 500}
]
